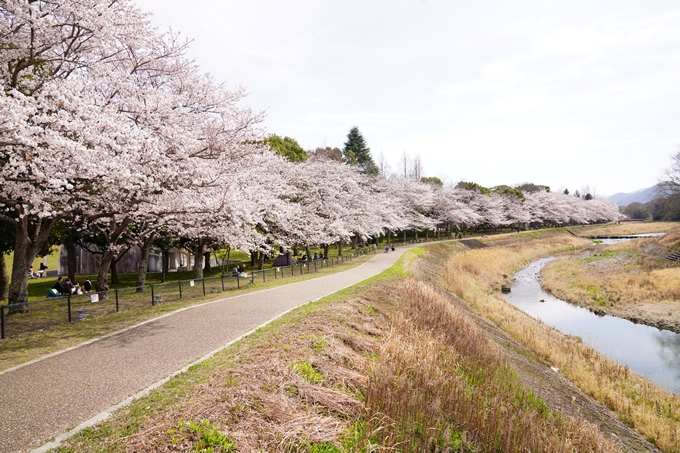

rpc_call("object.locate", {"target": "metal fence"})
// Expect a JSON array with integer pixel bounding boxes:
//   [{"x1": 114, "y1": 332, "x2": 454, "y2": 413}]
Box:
[{"x1": 0, "y1": 249, "x2": 375, "y2": 340}]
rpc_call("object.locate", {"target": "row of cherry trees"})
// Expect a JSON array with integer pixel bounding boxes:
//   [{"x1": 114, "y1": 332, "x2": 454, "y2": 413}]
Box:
[{"x1": 0, "y1": 0, "x2": 620, "y2": 308}]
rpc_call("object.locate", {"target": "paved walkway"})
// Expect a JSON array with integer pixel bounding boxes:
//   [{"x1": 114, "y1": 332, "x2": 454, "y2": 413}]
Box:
[{"x1": 0, "y1": 247, "x2": 411, "y2": 452}]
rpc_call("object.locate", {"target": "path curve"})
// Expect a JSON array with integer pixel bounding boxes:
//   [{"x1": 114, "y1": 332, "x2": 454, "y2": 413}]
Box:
[{"x1": 0, "y1": 247, "x2": 413, "y2": 453}]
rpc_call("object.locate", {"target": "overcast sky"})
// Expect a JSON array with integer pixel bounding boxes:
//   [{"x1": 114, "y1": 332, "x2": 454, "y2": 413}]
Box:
[{"x1": 135, "y1": 0, "x2": 680, "y2": 196}]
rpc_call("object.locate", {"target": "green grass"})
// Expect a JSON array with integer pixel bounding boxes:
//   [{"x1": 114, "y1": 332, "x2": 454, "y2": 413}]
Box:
[{"x1": 293, "y1": 361, "x2": 323, "y2": 383}]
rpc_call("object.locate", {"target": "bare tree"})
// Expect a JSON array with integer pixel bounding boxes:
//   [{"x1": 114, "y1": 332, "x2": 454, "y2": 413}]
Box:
[
  {"x1": 658, "y1": 150, "x2": 680, "y2": 201},
  {"x1": 411, "y1": 153, "x2": 423, "y2": 181},
  {"x1": 401, "y1": 150, "x2": 410, "y2": 178},
  {"x1": 377, "y1": 150, "x2": 391, "y2": 176}
]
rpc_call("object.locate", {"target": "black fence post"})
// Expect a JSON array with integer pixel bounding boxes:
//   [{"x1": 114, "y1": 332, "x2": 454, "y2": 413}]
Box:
[
  {"x1": 1, "y1": 305, "x2": 5, "y2": 339},
  {"x1": 151, "y1": 284, "x2": 155, "y2": 306},
  {"x1": 221, "y1": 274, "x2": 225, "y2": 291},
  {"x1": 178, "y1": 281, "x2": 183, "y2": 299},
  {"x1": 202, "y1": 278, "x2": 206, "y2": 296},
  {"x1": 250, "y1": 272, "x2": 254, "y2": 285},
  {"x1": 115, "y1": 289, "x2": 119, "y2": 312},
  {"x1": 67, "y1": 295, "x2": 72, "y2": 323},
  {"x1": 237, "y1": 275, "x2": 240, "y2": 288},
  {"x1": 263, "y1": 270, "x2": 266, "y2": 283}
]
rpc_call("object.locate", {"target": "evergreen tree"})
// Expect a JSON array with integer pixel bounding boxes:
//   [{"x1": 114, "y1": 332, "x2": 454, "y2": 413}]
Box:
[{"x1": 343, "y1": 126, "x2": 379, "y2": 175}]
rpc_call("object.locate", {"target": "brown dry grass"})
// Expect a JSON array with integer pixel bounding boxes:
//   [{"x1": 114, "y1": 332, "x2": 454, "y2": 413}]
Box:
[
  {"x1": 365, "y1": 279, "x2": 617, "y2": 453},
  {"x1": 444, "y1": 238, "x2": 680, "y2": 453},
  {"x1": 658, "y1": 224, "x2": 680, "y2": 250},
  {"x1": 576, "y1": 222, "x2": 678, "y2": 237},
  {"x1": 541, "y1": 231, "x2": 680, "y2": 332}
]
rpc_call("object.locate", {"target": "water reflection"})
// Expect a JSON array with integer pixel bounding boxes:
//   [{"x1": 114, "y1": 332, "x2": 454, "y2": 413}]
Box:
[{"x1": 503, "y1": 257, "x2": 680, "y2": 395}]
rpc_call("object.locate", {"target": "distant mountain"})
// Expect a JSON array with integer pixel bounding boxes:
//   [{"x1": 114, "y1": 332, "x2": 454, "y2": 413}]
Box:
[{"x1": 607, "y1": 185, "x2": 657, "y2": 206}]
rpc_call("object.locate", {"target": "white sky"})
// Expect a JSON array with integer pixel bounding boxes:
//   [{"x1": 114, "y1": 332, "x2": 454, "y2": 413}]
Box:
[{"x1": 134, "y1": 0, "x2": 680, "y2": 196}]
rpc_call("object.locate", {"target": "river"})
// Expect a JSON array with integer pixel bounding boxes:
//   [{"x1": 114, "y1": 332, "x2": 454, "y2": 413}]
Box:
[{"x1": 503, "y1": 257, "x2": 680, "y2": 396}]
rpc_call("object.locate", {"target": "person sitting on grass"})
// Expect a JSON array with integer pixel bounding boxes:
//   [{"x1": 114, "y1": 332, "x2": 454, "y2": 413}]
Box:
[
  {"x1": 63, "y1": 278, "x2": 75, "y2": 295},
  {"x1": 51, "y1": 277, "x2": 65, "y2": 296},
  {"x1": 83, "y1": 277, "x2": 92, "y2": 293}
]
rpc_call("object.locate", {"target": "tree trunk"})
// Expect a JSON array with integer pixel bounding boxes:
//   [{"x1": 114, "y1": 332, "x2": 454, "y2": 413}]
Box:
[
  {"x1": 337, "y1": 240, "x2": 343, "y2": 257},
  {"x1": 351, "y1": 236, "x2": 357, "y2": 249},
  {"x1": 257, "y1": 251, "x2": 265, "y2": 270},
  {"x1": 293, "y1": 246, "x2": 298, "y2": 257},
  {"x1": 93, "y1": 217, "x2": 134, "y2": 295},
  {"x1": 7, "y1": 216, "x2": 59, "y2": 311},
  {"x1": 323, "y1": 244, "x2": 330, "y2": 260},
  {"x1": 250, "y1": 251, "x2": 257, "y2": 267},
  {"x1": 95, "y1": 250, "x2": 115, "y2": 294},
  {"x1": 161, "y1": 249, "x2": 170, "y2": 282},
  {"x1": 425, "y1": 229, "x2": 429, "y2": 240},
  {"x1": 193, "y1": 239, "x2": 205, "y2": 280},
  {"x1": 305, "y1": 245, "x2": 312, "y2": 262},
  {"x1": 0, "y1": 251, "x2": 8, "y2": 302},
  {"x1": 65, "y1": 228, "x2": 77, "y2": 283},
  {"x1": 386, "y1": 231, "x2": 391, "y2": 245},
  {"x1": 135, "y1": 233, "x2": 155, "y2": 290},
  {"x1": 403, "y1": 230, "x2": 407, "y2": 243},
  {"x1": 286, "y1": 251, "x2": 293, "y2": 266},
  {"x1": 110, "y1": 258, "x2": 119, "y2": 284},
  {"x1": 414, "y1": 229, "x2": 418, "y2": 242},
  {"x1": 203, "y1": 250, "x2": 212, "y2": 273}
]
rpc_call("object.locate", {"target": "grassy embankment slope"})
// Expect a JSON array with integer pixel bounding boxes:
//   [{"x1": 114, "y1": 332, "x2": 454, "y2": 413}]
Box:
[
  {"x1": 542, "y1": 223, "x2": 680, "y2": 332},
  {"x1": 52, "y1": 229, "x2": 680, "y2": 453}
]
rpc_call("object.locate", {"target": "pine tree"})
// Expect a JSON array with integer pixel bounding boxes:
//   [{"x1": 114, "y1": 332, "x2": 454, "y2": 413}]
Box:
[{"x1": 343, "y1": 126, "x2": 379, "y2": 175}]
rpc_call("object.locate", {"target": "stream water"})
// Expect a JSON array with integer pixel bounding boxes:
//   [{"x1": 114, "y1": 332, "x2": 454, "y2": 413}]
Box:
[{"x1": 503, "y1": 257, "x2": 680, "y2": 395}]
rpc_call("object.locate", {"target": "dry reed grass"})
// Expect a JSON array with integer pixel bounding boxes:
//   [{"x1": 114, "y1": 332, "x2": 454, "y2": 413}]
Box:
[
  {"x1": 444, "y1": 238, "x2": 680, "y2": 452},
  {"x1": 658, "y1": 224, "x2": 680, "y2": 250},
  {"x1": 364, "y1": 278, "x2": 617, "y2": 453},
  {"x1": 577, "y1": 222, "x2": 677, "y2": 237},
  {"x1": 542, "y1": 248, "x2": 680, "y2": 308}
]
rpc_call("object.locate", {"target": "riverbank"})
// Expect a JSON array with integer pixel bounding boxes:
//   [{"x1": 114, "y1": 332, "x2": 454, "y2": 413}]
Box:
[
  {"x1": 443, "y1": 234, "x2": 680, "y2": 452},
  {"x1": 541, "y1": 226, "x2": 680, "y2": 334}
]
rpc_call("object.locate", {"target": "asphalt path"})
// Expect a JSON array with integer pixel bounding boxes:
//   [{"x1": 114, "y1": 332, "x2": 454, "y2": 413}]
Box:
[{"x1": 0, "y1": 246, "x2": 411, "y2": 453}]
